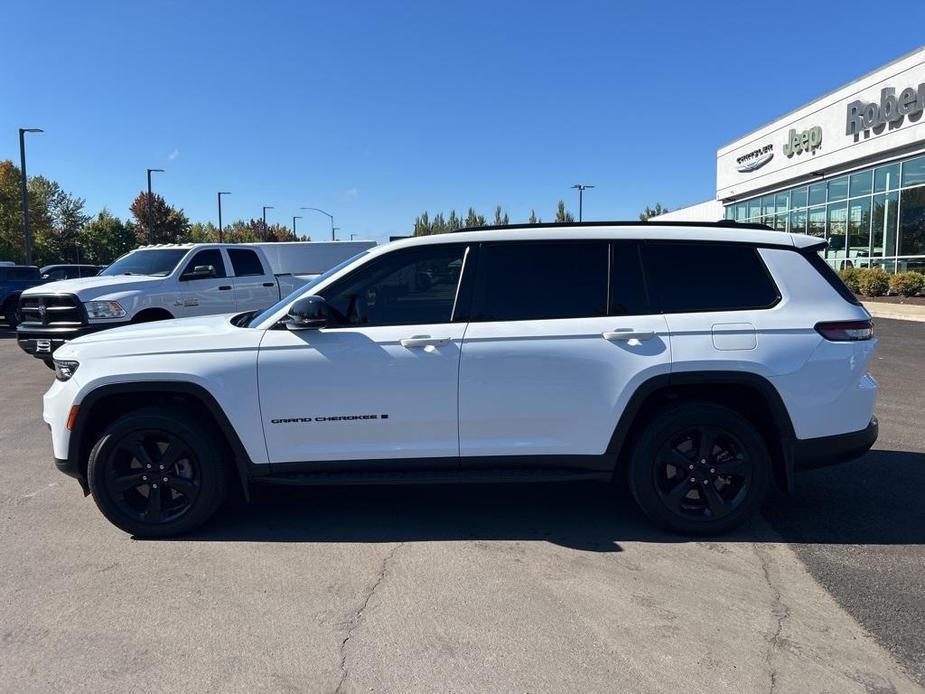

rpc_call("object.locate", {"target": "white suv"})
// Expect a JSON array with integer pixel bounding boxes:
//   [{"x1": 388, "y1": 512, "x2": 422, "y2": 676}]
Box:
[{"x1": 43, "y1": 222, "x2": 879, "y2": 537}]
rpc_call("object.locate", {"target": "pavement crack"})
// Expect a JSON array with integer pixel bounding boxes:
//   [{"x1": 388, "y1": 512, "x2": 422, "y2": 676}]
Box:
[
  {"x1": 754, "y1": 543, "x2": 791, "y2": 694},
  {"x1": 334, "y1": 542, "x2": 404, "y2": 694}
]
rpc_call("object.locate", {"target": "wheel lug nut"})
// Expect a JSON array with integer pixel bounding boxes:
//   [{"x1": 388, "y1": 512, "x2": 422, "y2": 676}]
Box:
[
  {"x1": 702, "y1": 480, "x2": 708, "y2": 485},
  {"x1": 146, "y1": 464, "x2": 151, "y2": 469},
  {"x1": 159, "y1": 465, "x2": 164, "y2": 470},
  {"x1": 163, "y1": 477, "x2": 168, "y2": 482},
  {"x1": 152, "y1": 484, "x2": 158, "y2": 488},
  {"x1": 142, "y1": 475, "x2": 147, "y2": 481},
  {"x1": 690, "y1": 477, "x2": 696, "y2": 483},
  {"x1": 710, "y1": 468, "x2": 715, "y2": 474},
  {"x1": 700, "y1": 459, "x2": 706, "y2": 464},
  {"x1": 689, "y1": 464, "x2": 694, "y2": 470}
]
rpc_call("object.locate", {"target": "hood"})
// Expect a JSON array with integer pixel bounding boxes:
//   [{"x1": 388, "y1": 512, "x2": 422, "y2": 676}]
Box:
[
  {"x1": 54, "y1": 313, "x2": 263, "y2": 364},
  {"x1": 22, "y1": 274, "x2": 165, "y2": 300}
]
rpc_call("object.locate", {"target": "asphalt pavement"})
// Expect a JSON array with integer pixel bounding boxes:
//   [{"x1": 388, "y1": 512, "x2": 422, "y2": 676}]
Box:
[{"x1": 0, "y1": 321, "x2": 922, "y2": 693}]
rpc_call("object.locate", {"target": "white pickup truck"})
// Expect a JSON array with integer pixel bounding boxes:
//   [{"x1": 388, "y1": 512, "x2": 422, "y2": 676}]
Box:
[{"x1": 17, "y1": 240, "x2": 375, "y2": 365}]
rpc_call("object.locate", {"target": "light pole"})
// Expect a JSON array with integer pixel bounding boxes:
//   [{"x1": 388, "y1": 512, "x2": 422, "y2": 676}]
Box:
[
  {"x1": 262, "y1": 206, "x2": 274, "y2": 235},
  {"x1": 571, "y1": 184, "x2": 595, "y2": 222},
  {"x1": 19, "y1": 128, "x2": 43, "y2": 265},
  {"x1": 217, "y1": 191, "x2": 231, "y2": 243},
  {"x1": 146, "y1": 168, "x2": 165, "y2": 243},
  {"x1": 292, "y1": 215, "x2": 302, "y2": 238},
  {"x1": 300, "y1": 207, "x2": 336, "y2": 241}
]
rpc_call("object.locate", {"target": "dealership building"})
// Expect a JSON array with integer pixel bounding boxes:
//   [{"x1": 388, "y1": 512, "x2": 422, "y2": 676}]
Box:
[{"x1": 655, "y1": 45, "x2": 925, "y2": 272}]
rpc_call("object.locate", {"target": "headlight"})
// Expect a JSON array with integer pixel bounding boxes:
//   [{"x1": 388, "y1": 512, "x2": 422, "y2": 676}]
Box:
[
  {"x1": 54, "y1": 360, "x2": 79, "y2": 382},
  {"x1": 84, "y1": 300, "x2": 126, "y2": 319}
]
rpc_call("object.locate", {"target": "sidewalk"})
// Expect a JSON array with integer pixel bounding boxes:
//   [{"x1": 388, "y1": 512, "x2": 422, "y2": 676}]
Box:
[{"x1": 863, "y1": 300, "x2": 925, "y2": 323}]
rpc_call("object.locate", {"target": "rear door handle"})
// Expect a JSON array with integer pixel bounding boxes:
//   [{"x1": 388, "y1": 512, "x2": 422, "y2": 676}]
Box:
[
  {"x1": 400, "y1": 335, "x2": 451, "y2": 348},
  {"x1": 262, "y1": 282, "x2": 275, "y2": 287},
  {"x1": 602, "y1": 328, "x2": 656, "y2": 342},
  {"x1": 218, "y1": 285, "x2": 232, "y2": 291}
]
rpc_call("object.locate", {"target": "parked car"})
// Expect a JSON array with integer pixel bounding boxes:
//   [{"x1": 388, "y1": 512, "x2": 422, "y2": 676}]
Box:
[
  {"x1": 0, "y1": 264, "x2": 43, "y2": 328},
  {"x1": 17, "y1": 241, "x2": 375, "y2": 366},
  {"x1": 42, "y1": 222, "x2": 878, "y2": 537},
  {"x1": 40, "y1": 264, "x2": 104, "y2": 281}
]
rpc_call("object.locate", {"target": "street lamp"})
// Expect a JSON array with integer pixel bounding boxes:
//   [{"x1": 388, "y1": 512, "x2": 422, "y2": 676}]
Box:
[
  {"x1": 571, "y1": 184, "x2": 595, "y2": 222},
  {"x1": 217, "y1": 191, "x2": 231, "y2": 243},
  {"x1": 292, "y1": 215, "x2": 302, "y2": 238},
  {"x1": 262, "y1": 206, "x2": 274, "y2": 234},
  {"x1": 300, "y1": 207, "x2": 336, "y2": 241},
  {"x1": 146, "y1": 168, "x2": 165, "y2": 243},
  {"x1": 19, "y1": 128, "x2": 43, "y2": 265}
]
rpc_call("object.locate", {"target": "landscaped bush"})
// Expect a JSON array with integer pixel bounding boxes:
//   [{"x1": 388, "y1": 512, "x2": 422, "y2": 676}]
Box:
[
  {"x1": 889, "y1": 271, "x2": 925, "y2": 297},
  {"x1": 838, "y1": 267, "x2": 863, "y2": 293},
  {"x1": 857, "y1": 268, "x2": 890, "y2": 297}
]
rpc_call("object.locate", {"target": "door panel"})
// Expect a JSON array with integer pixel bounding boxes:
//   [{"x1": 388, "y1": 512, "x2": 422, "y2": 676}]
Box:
[
  {"x1": 177, "y1": 248, "x2": 236, "y2": 316},
  {"x1": 227, "y1": 247, "x2": 278, "y2": 311}
]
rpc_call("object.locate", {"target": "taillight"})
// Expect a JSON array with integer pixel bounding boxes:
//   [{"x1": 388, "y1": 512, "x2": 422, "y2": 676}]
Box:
[{"x1": 815, "y1": 319, "x2": 874, "y2": 342}]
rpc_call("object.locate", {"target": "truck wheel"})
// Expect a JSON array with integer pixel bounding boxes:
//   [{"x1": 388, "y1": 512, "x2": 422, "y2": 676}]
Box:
[
  {"x1": 626, "y1": 402, "x2": 771, "y2": 536},
  {"x1": 3, "y1": 297, "x2": 21, "y2": 329},
  {"x1": 87, "y1": 407, "x2": 228, "y2": 537}
]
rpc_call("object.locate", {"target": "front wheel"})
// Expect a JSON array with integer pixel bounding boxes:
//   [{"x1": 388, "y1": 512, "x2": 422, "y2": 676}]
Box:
[
  {"x1": 3, "y1": 298, "x2": 21, "y2": 329},
  {"x1": 87, "y1": 407, "x2": 228, "y2": 537},
  {"x1": 627, "y1": 402, "x2": 771, "y2": 536}
]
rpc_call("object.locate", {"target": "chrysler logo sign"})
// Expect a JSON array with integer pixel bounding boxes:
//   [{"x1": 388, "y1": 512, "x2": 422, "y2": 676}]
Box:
[{"x1": 736, "y1": 144, "x2": 774, "y2": 173}]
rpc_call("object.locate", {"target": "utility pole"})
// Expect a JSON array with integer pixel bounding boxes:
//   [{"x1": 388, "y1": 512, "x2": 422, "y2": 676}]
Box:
[
  {"x1": 146, "y1": 168, "x2": 164, "y2": 243},
  {"x1": 292, "y1": 215, "x2": 302, "y2": 238},
  {"x1": 19, "y1": 128, "x2": 43, "y2": 265},
  {"x1": 217, "y1": 191, "x2": 231, "y2": 243},
  {"x1": 571, "y1": 184, "x2": 595, "y2": 222}
]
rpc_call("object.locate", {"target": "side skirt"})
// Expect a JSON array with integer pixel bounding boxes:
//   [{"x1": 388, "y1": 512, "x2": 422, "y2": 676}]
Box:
[{"x1": 253, "y1": 467, "x2": 613, "y2": 487}]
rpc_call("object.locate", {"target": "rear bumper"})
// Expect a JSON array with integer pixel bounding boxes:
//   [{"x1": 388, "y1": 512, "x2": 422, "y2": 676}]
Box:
[
  {"x1": 792, "y1": 417, "x2": 878, "y2": 472},
  {"x1": 17, "y1": 322, "x2": 128, "y2": 359}
]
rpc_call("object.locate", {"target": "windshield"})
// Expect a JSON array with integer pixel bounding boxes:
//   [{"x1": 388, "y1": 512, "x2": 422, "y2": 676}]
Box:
[
  {"x1": 100, "y1": 249, "x2": 188, "y2": 277},
  {"x1": 247, "y1": 251, "x2": 370, "y2": 328}
]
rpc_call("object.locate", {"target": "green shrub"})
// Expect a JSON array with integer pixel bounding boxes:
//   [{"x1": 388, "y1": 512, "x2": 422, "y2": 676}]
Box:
[
  {"x1": 889, "y1": 271, "x2": 925, "y2": 297},
  {"x1": 839, "y1": 267, "x2": 863, "y2": 294},
  {"x1": 857, "y1": 268, "x2": 890, "y2": 297}
]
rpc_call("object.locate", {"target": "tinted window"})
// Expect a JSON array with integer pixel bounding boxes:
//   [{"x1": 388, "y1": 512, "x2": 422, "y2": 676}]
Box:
[
  {"x1": 321, "y1": 245, "x2": 465, "y2": 327},
  {"x1": 228, "y1": 248, "x2": 265, "y2": 276},
  {"x1": 183, "y1": 249, "x2": 226, "y2": 278},
  {"x1": 471, "y1": 242, "x2": 607, "y2": 321},
  {"x1": 610, "y1": 243, "x2": 649, "y2": 316},
  {"x1": 8, "y1": 267, "x2": 40, "y2": 281},
  {"x1": 101, "y1": 249, "x2": 186, "y2": 277},
  {"x1": 43, "y1": 269, "x2": 66, "y2": 280},
  {"x1": 641, "y1": 243, "x2": 779, "y2": 313}
]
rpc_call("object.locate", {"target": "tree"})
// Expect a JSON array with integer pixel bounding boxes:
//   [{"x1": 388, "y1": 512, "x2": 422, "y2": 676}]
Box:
[
  {"x1": 30, "y1": 176, "x2": 89, "y2": 265},
  {"x1": 186, "y1": 222, "x2": 220, "y2": 243},
  {"x1": 129, "y1": 192, "x2": 190, "y2": 244},
  {"x1": 465, "y1": 207, "x2": 486, "y2": 228},
  {"x1": 413, "y1": 211, "x2": 431, "y2": 237},
  {"x1": 639, "y1": 203, "x2": 669, "y2": 221},
  {"x1": 492, "y1": 205, "x2": 509, "y2": 226},
  {"x1": 555, "y1": 200, "x2": 575, "y2": 223},
  {"x1": 78, "y1": 209, "x2": 135, "y2": 265},
  {"x1": 528, "y1": 209, "x2": 540, "y2": 224},
  {"x1": 447, "y1": 209, "x2": 461, "y2": 232}
]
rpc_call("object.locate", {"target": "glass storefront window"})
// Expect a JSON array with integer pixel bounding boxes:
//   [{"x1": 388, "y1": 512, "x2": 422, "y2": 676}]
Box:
[
  {"x1": 827, "y1": 176, "x2": 848, "y2": 202},
  {"x1": 747, "y1": 197, "x2": 762, "y2": 219},
  {"x1": 874, "y1": 163, "x2": 900, "y2": 192},
  {"x1": 736, "y1": 203, "x2": 747, "y2": 221},
  {"x1": 790, "y1": 208, "x2": 807, "y2": 234},
  {"x1": 826, "y1": 202, "x2": 848, "y2": 260},
  {"x1": 807, "y1": 206, "x2": 826, "y2": 239},
  {"x1": 901, "y1": 156, "x2": 925, "y2": 188},
  {"x1": 871, "y1": 192, "x2": 898, "y2": 258},
  {"x1": 899, "y1": 186, "x2": 925, "y2": 257},
  {"x1": 774, "y1": 213, "x2": 788, "y2": 231},
  {"x1": 774, "y1": 191, "x2": 789, "y2": 214},
  {"x1": 790, "y1": 186, "x2": 808, "y2": 210},
  {"x1": 808, "y1": 182, "x2": 827, "y2": 206},
  {"x1": 761, "y1": 195, "x2": 775, "y2": 217},
  {"x1": 847, "y1": 198, "x2": 872, "y2": 266},
  {"x1": 849, "y1": 170, "x2": 873, "y2": 198}
]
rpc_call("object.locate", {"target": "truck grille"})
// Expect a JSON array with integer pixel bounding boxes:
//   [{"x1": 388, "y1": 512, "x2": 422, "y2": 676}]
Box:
[{"x1": 19, "y1": 294, "x2": 86, "y2": 328}]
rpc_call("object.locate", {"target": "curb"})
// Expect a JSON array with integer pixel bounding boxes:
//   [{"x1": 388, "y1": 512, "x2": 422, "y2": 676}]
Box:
[{"x1": 863, "y1": 301, "x2": 925, "y2": 323}]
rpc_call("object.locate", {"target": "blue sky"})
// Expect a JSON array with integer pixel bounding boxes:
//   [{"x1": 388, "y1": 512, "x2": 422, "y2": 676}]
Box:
[{"x1": 3, "y1": 1, "x2": 925, "y2": 244}]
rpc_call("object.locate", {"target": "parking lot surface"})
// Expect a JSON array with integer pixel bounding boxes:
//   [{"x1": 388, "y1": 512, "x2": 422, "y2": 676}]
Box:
[{"x1": 0, "y1": 320, "x2": 923, "y2": 693}]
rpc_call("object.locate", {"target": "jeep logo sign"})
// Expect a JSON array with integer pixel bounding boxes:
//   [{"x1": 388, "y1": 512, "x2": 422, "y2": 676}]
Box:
[
  {"x1": 846, "y1": 84, "x2": 925, "y2": 136},
  {"x1": 783, "y1": 126, "x2": 822, "y2": 158}
]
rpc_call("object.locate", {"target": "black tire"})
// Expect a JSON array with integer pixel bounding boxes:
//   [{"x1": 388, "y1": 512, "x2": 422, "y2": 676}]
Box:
[
  {"x1": 627, "y1": 401, "x2": 771, "y2": 536},
  {"x1": 3, "y1": 297, "x2": 21, "y2": 329},
  {"x1": 87, "y1": 406, "x2": 228, "y2": 537}
]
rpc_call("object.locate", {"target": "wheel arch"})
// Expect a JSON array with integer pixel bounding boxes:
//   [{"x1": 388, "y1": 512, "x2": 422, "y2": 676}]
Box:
[
  {"x1": 607, "y1": 371, "x2": 796, "y2": 492},
  {"x1": 131, "y1": 307, "x2": 175, "y2": 323},
  {"x1": 68, "y1": 381, "x2": 254, "y2": 500}
]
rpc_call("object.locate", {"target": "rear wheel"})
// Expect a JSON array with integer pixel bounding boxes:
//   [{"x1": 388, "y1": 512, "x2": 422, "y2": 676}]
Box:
[
  {"x1": 627, "y1": 402, "x2": 771, "y2": 536},
  {"x1": 87, "y1": 407, "x2": 228, "y2": 537}
]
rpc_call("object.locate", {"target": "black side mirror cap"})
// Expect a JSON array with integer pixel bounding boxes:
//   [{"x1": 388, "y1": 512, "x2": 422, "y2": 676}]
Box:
[{"x1": 286, "y1": 295, "x2": 329, "y2": 330}]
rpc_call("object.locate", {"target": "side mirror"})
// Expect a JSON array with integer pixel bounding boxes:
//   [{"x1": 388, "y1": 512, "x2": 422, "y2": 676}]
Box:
[
  {"x1": 181, "y1": 264, "x2": 217, "y2": 281},
  {"x1": 286, "y1": 295, "x2": 329, "y2": 330}
]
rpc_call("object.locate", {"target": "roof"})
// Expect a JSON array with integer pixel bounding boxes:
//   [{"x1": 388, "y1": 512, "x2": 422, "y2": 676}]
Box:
[{"x1": 382, "y1": 221, "x2": 818, "y2": 251}]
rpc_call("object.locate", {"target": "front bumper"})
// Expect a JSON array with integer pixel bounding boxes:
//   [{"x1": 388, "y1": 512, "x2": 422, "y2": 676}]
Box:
[
  {"x1": 17, "y1": 322, "x2": 128, "y2": 360},
  {"x1": 792, "y1": 417, "x2": 879, "y2": 471}
]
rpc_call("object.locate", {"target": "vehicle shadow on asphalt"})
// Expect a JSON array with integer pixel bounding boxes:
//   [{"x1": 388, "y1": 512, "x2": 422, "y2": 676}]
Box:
[{"x1": 173, "y1": 449, "x2": 925, "y2": 550}]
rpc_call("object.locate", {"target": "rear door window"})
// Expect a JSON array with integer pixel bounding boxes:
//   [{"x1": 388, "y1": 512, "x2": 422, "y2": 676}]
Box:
[
  {"x1": 610, "y1": 243, "x2": 650, "y2": 315},
  {"x1": 470, "y1": 241, "x2": 608, "y2": 321},
  {"x1": 228, "y1": 249, "x2": 266, "y2": 277},
  {"x1": 641, "y1": 242, "x2": 779, "y2": 313}
]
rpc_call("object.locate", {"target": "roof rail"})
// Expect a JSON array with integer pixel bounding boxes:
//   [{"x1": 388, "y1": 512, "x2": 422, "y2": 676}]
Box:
[{"x1": 449, "y1": 220, "x2": 773, "y2": 233}]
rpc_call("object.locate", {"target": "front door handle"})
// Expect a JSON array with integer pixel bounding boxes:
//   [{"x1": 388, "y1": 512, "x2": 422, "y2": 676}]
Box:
[
  {"x1": 602, "y1": 328, "x2": 656, "y2": 342},
  {"x1": 218, "y1": 285, "x2": 232, "y2": 291},
  {"x1": 400, "y1": 335, "x2": 451, "y2": 348}
]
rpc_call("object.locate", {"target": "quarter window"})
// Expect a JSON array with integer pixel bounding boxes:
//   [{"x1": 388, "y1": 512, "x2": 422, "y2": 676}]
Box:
[
  {"x1": 641, "y1": 243, "x2": 779, "y2": 313},
  {"x1": 321, "y1": 245, "x2": 466, "y2": 327},
  {"x1": 470, "y1": 242, "x2": 608, "y2": 322},
  {"x1": 228, "y1": 249, "x2": 265, "y2": 277}
]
